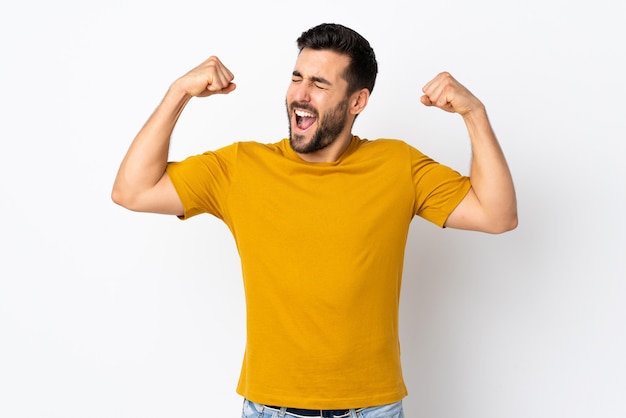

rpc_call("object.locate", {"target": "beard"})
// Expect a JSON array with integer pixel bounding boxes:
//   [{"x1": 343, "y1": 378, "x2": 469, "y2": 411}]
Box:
[{"x1": 287, "y1": 98, "x2": 349, "y2": 154}]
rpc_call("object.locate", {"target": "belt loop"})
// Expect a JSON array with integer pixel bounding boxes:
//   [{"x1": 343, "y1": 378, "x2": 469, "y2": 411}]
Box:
[
  {"x1": 256, "y1": 402, "x2": 267, "y2": 417},
  {"x1": 349, "y1": 408, "x2": 358, "y2": 418},
  {"x1": 278, "y1": 407, "x2": 287, "y2": 418}
]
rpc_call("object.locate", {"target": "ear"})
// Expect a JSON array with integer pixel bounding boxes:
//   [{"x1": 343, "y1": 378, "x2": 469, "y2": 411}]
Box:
[{"x1": 350, "y1": 88, "x2": 370, "y2": 115}]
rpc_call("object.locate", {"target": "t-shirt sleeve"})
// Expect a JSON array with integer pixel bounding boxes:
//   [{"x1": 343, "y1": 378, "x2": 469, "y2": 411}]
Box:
[
  {"x1": 409, "y1": 145, "x2": 471, "y2": 227},
  {"x1": 165, "y1": 143, "x2": 238, "y2": 220}
]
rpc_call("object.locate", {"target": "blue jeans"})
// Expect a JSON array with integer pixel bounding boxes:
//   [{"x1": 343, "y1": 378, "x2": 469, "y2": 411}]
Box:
[{"x1": 242, "y1": 399, "x2": 404, "y2": 418}]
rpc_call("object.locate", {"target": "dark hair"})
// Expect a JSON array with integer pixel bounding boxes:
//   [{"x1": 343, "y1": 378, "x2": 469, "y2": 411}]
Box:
[{"x1": 296, "y1": 23, "x2": 378, "y2": 95}]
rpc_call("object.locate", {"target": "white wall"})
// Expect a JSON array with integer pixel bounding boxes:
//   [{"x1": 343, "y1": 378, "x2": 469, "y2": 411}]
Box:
[{"x1": 1, "y1": 1, "x2": 624, "y2": 417}]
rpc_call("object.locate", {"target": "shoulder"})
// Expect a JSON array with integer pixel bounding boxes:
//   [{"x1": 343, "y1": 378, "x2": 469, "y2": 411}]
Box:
[
  {"x1": 353, "y1": 137, "x2": 423, "y2": 159},
  {"x1": 356, "y1": 137, "x2": 406, "y2": 147},
  {"x1": 202, "y1": 140, "x2": 286, "y2": 160},
  {"x1": 229, "y1": 139, "x2": 289, "y2": 154},
  {"x1": 356, "y1": 137, "x2": 416, "y2": 151}
]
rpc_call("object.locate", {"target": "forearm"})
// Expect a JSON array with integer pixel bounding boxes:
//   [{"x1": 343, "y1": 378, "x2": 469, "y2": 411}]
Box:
[
  {"x1": 463, "y1": 105, "x2": 518, "y2": 230},
  {"x1": 112, "y1": 83, "x2": 191, "y2": 203}
]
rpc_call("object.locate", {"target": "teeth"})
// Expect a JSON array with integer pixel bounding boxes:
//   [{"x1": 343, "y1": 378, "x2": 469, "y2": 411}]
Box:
[{"x1": 295, "y1": 109, "x2": 314, "y2": 118}]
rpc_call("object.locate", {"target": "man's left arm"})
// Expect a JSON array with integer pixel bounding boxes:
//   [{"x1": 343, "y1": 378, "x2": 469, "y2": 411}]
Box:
[{"x1": 421, "y1": 72, "x2": 518, "y2": 234}]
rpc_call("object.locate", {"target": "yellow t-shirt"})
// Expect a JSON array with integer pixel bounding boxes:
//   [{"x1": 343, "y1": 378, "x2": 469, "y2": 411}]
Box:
[{"x1": 166, "y1": 136, "x2": 471, "y2": 409}]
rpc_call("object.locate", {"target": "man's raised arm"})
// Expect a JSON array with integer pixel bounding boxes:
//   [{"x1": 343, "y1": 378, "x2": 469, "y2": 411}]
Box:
[
  {"x1": 421, "y1": 72, "x2": 518, "y2": 234},
  {"x1": 111, "y1": 56, "x2": 236, "y2": 215}
]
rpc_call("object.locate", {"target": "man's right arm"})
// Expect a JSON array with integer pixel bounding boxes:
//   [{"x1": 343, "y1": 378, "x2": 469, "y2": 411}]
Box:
[{"x1": 111, "y1": 56, "x2": 236, "y2": 215}]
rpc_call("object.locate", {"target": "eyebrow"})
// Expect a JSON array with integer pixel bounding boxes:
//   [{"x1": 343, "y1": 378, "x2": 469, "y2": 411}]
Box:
[{"x1": 292, "y1": 70, "x2": 332, "y2": 87}]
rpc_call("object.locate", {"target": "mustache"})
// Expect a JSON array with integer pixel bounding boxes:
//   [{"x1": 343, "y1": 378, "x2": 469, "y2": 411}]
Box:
[{"x1": 288, "y1": 101, "x2": 318, "y2": 116}]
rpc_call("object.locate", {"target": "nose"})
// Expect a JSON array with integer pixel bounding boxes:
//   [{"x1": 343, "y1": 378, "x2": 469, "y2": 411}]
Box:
[{"x1": 290, "y1": 81, "x2": 311, "y2": 103}]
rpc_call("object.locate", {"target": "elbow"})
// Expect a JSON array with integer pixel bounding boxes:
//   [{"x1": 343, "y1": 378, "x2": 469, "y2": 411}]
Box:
[
  {"x1": 111, "y1": 185, "x2": 126, "y2": 208},
  {"x1": 111, "y1": 183, "x2": 134, "y2": 210},
  {"x1": 488, "y1": 212, "x2": 518, "y2": 234}
]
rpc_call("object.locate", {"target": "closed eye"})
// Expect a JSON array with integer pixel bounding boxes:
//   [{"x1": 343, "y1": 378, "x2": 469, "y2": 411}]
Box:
[
  {"x1": 310, "y1": 76, "x2": 331, "y2": 89},
  {"x1": 291, "y1": 71, "x2": 331, "y2": 89}
]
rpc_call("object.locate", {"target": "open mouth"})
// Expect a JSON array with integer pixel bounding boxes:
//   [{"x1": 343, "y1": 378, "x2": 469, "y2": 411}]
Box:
[{"x1": 295, "y1": 109, "x2": 317, "y2": 130}]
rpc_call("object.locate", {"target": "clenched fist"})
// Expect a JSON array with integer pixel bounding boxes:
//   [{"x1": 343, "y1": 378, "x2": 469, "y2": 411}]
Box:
[
  {"x1": 175, "y1": 56, "x2": 236, "y2": 97},
  {"x1": 420, "y1": 72, "x2": 483, "y2": 116}
]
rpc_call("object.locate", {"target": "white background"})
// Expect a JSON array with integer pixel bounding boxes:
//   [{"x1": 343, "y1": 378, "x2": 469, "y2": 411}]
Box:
[{"x1": 1, "y1": 1, "x2": 625, "y2": 417}]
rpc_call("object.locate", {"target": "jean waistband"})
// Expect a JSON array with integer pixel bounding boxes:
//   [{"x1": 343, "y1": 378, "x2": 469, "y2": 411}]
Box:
[{"x1": 266, "y1": 405, "x2": 354, "y2": 418}]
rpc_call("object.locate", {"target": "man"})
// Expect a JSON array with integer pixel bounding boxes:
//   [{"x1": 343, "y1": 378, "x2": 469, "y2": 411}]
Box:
[{"x1": 112, "y1": 23, "x2": 517, "y2": 418}]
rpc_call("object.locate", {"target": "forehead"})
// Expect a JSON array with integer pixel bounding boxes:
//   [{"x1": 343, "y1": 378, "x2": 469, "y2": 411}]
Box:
[{"x1": 293, "y1": 48, "x2": 350, "y2": 83}]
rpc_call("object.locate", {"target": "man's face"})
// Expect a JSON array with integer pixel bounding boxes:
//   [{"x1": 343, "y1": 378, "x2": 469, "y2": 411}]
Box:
[{"x1": 286, "y1": 48, "x2": 352, "y2": 155}]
